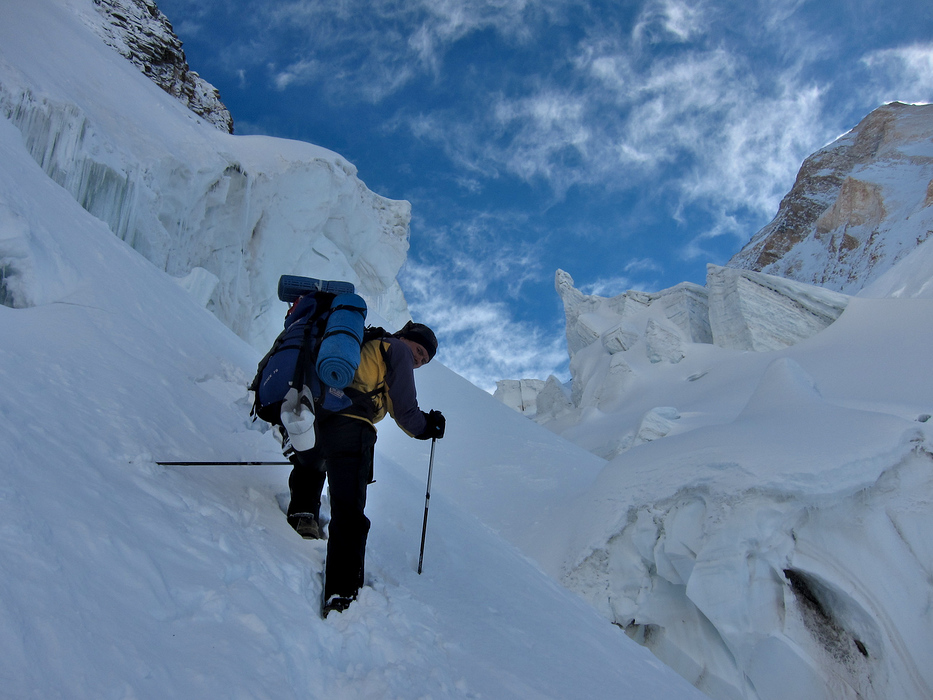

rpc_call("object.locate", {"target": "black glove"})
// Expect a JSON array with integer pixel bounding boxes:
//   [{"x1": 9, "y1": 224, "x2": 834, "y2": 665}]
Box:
[{"x1": 416, "y1": 409, "x2": 446, "y2": 440}]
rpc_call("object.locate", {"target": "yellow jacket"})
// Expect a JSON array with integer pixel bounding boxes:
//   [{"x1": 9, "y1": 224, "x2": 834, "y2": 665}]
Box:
[{"x1": 346, "y1": 338, "x2": 427, "y2": 437}]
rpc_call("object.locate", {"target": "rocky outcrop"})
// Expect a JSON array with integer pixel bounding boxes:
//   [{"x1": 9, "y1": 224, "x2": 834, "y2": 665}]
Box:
[
  {"x1": 728, "y1": 102, "x2": 933, "y2": 293},
  {"x1": 89, "y1": 0, "x2": 233, "y2": 133}
]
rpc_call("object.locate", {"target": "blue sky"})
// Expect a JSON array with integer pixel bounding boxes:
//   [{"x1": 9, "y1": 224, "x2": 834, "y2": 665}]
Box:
[{"x1": 157, "y1": 0, "x2": 933, "y2": 390}]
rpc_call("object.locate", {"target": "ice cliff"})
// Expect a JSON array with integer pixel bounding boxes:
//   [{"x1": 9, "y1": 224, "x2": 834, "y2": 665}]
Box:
[
  {"x1": 728, "y1": 102, "x2": 933, "y2": 292},
  {"x1": 493, "y1": 258, "x2": 933, "y2": 700},
  {"x1": 0, "y1": 0, "x2": 412, "y2": 350},
  {"x1": 496, "y1": 265, "x2": 849, "y2": 430}
]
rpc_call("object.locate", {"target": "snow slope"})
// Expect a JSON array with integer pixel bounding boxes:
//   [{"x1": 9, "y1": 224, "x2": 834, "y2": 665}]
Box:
[
  {"x1": 5, "y1": 1, "x2": 933, "y2": 699},
  {"x1": 555, "y1": 295, "x2": 933, "y2": 699},
  {"x1": 0, "y1": 0, "x2": 704, "y2": 697}
]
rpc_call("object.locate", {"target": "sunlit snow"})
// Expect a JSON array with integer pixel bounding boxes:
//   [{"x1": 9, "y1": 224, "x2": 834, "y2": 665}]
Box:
[{"x1": 3, "y1": 1, "x2": 933, "y2": 699}]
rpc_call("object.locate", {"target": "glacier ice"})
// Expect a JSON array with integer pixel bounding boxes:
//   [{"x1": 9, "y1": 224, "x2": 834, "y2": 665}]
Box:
[
  {"x1": 0, "y1": 73, "x2": 412, "y2": 354},
  {"x1": 492, "y1": 378, "x2": 547, "y2": 416},
  {"x1": 633, "y1": 406, "x2": 681, "y2": 445},
  {"x1": 707, "y1": 265, "x2": 849, "y2": 351},
  {"x1": 645, "y1": 319, "x2": 685, "y2": 364},
  {"x1": 501, "y1": 268, "x2": 851, "y2": 437}
]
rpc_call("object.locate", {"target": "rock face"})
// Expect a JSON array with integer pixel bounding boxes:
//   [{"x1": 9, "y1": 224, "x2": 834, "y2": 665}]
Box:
[
  {"x1": 89, "y1": 0, "x2": 233, "y2": 133},
  {"x1": 728, "y1": 102, "x2": 933, "y2": 293}
]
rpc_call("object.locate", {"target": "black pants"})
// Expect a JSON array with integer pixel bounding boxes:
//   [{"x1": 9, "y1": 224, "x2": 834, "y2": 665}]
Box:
[{"x1": 286, "y1": 414, "x2": 377, "y2": 600}]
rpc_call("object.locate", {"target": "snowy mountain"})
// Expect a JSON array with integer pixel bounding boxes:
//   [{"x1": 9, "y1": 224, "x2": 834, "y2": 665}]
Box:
[
  {"x1": 0, "y1": 1, "x2": 704, "y2": 698},
  {"x1": 3, "y1": 1, "x2": 933, "y2": 700},
  {"x1": 727, "y1": 101, "x2": 933, "y2": 293}
]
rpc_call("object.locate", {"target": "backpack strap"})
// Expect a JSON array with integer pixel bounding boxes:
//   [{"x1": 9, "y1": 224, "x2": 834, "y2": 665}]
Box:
[
  {"x1": 341, "y1": 338, "x2": 391, "y2": 422},
  {"x1": 249, "y1": 293, "x2": 330, "y2": 420},
  {"x1": 289, "y1": 297, "x2": 334, "y2": 400}
]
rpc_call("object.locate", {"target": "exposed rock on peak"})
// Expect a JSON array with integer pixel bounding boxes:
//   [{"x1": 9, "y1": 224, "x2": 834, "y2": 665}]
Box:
[
  {"x1": 728, "y1": 102, "x2": 933, "y2": 293},
  {"x1": 89, "y1": 0, "x2": 233, "y2": 133}
]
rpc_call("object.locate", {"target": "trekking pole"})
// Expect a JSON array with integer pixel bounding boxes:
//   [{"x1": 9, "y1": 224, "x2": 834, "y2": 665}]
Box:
[
  {"x1": 156, "y1": 461, "x2": 291, "y2": 466},
  {"x1": 417, "y1": 438, "x2": 437, "y2": 575}
]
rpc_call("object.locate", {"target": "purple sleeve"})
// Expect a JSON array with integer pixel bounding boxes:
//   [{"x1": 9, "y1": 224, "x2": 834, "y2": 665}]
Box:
[{"x1": 383, "y1": 339, "x2": 427, "y2": 436}]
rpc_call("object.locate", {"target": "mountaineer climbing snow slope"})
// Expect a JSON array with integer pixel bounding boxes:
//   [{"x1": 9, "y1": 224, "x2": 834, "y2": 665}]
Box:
[
  {"x1": 3, "y1": 1, "x2": 933, "y2": 699},
  {"x1": 0, "y1": 0, "x2": 704, "y2": 696}
]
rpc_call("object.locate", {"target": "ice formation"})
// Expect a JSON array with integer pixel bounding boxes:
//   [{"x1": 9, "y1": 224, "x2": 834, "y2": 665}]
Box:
[
  {"x1": 706, "y1": 265, "x2": 850, "y2": 351},
  {"x1": 561, "y1": 349, "x2": 933, "y2": 700},
  {"x1": 497, "y1": 266, "x2": 850, "y2": 423},
  {"x1": 0, "y1": 0, "x2": 412, "y2": 351},
  {"x1": 496, "y1": 184, "x2": 933, "y2": 699},
  {"x1": 492, "y1": 378, "x2": 547, "y2": 416}
]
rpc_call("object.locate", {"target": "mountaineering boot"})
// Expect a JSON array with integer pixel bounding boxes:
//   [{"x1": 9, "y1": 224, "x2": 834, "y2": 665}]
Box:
[
  {"x1": 288, "y1": 513, "x2": 323, "y2": 540},
  {"x1": 322, "y1": 593, "x2": 355, "y2": 618}
]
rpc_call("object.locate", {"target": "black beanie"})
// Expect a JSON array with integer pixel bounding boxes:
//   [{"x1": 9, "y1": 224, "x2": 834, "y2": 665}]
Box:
[{"x1": 397, "y1": 321, "x2": 438, "y2": 360}]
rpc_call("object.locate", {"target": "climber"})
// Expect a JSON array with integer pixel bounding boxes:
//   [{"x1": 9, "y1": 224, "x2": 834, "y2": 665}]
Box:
[{"x1": 285, "y1": 321, "x2": 446, "y2": 617}]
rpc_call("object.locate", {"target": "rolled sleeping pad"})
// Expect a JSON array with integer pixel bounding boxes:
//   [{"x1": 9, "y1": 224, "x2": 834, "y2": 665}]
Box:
[
  {"x1": 315, "y1": 293, "x2": 367, "y2": 388},
  {"x1": 278, "y1": 275, "x2": 355, "y2": 303}
]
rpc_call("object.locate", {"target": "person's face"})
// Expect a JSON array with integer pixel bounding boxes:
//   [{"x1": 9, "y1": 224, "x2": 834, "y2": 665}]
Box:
[{"x1": 401, "y1": 338, "x2": 431, "y2": 368}]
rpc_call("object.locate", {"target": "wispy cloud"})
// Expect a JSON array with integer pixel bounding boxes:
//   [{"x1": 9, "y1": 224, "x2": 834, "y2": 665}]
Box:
[
  {"x1": 625, "y1": 257, "x2": 663, "y2": 274},
  {"x1": 397, "y1": 29, "x2": 829, "y2": 240},
  {"x1": 862, "y1": 44, "x2": 933, "y2": 105},
  {"x1": 633, "y1": 0, "x2": 709, "y2": 45},
  {"x1": 256, "y1": 0, "x2": 567, "y2": 101},
  {"x1": 408, "y1": 206, "x2": 549, "y2": 299},
  {"x1": 422, "y1": 1, "x2": 857, "y2": 267},
  {"x1": 395, "y1": 203, "x2": 570, "y2": 388},
  {"x1": 580, "y1": 258, "x2": 665, "y2": 296},
  {"x1": 213, "y1": 0, "x2": 841, "y2": 232},
  {"x1": 401, "y1": 259, "x2": 568, "y2": 391}
]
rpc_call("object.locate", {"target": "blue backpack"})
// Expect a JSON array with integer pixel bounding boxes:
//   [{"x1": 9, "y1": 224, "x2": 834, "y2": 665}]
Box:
[{"x1": 250, "y1": 277, "x2": 368, "y2": 425}]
